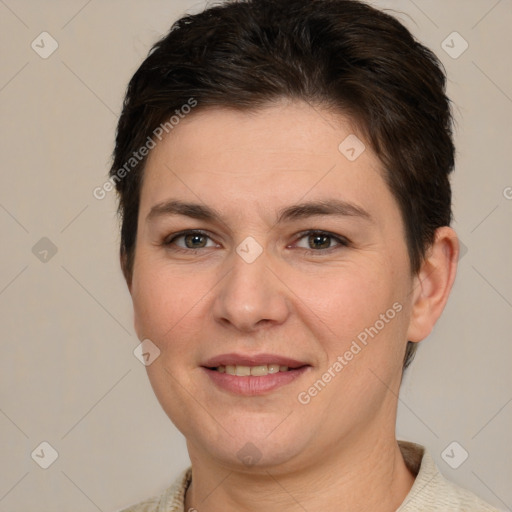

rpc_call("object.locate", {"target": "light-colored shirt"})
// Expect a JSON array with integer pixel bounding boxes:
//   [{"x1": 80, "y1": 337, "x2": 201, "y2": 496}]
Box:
[{"x1": 119, "y1": 441, "x2": 501, "y2": 511}]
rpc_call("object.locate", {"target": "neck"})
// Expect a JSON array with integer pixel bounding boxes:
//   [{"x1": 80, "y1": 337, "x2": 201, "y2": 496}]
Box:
[{"x1": 184, "y1": 435, "x2": 415, "y2": 512}]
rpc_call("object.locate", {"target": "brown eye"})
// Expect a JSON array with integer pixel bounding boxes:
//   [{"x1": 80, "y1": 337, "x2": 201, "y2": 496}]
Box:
[
  {"x1": 184, "y1": 233, "x2": 208, "y2": 248},
  {"x1": 164, "y1": 230, "x2": 217, "y2": 250},
  {"x1": 308, "y1": 233, "x2": 332, "y2": 250},
  {"x1": 294, "y1": 230, "x2": 349, "y2": 252}
]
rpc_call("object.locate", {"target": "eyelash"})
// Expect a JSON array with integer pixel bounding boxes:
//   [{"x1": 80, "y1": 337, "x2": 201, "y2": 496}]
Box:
[{"x1": 163, "y1": 229, "x2": 350, "y2": 255}]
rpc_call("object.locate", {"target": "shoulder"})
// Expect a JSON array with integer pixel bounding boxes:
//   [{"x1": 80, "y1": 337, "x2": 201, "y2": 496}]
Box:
[
  {"x1": 397, "y1": 441, "x2": 502, "y2": 512},
  {"x1": 117, "y1": 468, "x2": 192, "y2": 512}
]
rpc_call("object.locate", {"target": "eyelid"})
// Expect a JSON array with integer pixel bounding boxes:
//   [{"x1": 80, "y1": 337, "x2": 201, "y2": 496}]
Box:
[
  {"x1": 291, "y1": 229, "x2": 350, "y2": 251},
  {"x1": 164, "y1": 229, "x2": 219, "y2": 248},
  {"x1": 163, "y1": 229, "x2": 350, "y2": 253}
]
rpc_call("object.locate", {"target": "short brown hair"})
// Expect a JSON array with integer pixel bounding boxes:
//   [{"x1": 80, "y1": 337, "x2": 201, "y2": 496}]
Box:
[{"x1": 110, "y1": 0, "x2": 455, "y2": 369}]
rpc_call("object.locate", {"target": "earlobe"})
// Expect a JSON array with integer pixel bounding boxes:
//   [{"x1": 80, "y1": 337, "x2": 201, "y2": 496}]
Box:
[{"x1": 406, "y1": 227, "x2": 459, "y2": 343}]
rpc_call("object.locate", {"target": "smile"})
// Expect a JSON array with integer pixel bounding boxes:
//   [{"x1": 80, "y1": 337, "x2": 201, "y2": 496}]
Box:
[
  {"x1": 201, "y1": 354, "x2": 311, "y2": 395},
  {"x1": 214, "y1": 364, "x2": 292, "y2": 376}
]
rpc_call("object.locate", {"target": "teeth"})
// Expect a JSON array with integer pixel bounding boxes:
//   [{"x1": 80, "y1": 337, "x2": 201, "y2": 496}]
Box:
[
  {"x1": 216, "y1": 364, "x2": 293, "y2": 376},
  {"x1": 236, "y1": 365, "x2": 251, "y2": 376},
  {"x1": 250, "y1": 365, "x2": 268, "y2": 376},
  {"x1": 268, "y1": 364, "x2": 280, "y2": 374}
]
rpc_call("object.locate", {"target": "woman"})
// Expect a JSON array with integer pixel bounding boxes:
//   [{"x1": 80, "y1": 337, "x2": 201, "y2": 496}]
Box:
[{"x1": 110, "y1": 0, "x2": 499, "y2": 510}]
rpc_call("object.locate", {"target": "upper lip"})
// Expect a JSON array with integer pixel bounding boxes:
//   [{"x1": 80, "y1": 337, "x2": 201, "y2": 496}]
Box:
[{"x1": 202, "y1": 353, "x2": 309, "y2": 369}]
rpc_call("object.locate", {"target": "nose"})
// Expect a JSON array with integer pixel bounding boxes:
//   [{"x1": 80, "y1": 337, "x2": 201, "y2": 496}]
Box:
[{"x1": 212, "y1": 246, "x2": 291, "y2": 332}]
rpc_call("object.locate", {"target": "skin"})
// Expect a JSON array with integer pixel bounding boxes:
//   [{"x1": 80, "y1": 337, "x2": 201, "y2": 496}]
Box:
[{"x1": 126, "y1": 99, "x2": 459, "y2": 511}]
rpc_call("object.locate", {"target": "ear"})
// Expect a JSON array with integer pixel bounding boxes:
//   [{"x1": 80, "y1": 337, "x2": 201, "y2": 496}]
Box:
[{"x1": 407, "y1": 227, "x2": 459, "y2": 343}]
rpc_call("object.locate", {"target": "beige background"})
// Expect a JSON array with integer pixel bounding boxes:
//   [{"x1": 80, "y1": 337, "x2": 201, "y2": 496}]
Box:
[{"x1": 0, "y1": 1, "x2": 511, "y2": 511}]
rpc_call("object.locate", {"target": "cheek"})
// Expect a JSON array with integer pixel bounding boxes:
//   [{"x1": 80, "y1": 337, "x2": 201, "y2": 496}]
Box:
[
  {"x1": 131, "y1": 262, "x2": 180, "y2": 338},
  {"x1": 131, "y1": 260, "x2": 218, "y2": 353},
  {"x1": 131, "y1": 243, "x2": 410, "y2": 360},
  {"x1": 293, "y1": 264, "x2": 397, "y2": 337},
  {"x1": 293, "y1": 264, "x2": 410, "y2": 391}
]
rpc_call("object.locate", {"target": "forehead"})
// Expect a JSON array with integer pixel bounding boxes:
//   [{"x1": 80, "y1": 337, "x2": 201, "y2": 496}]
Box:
[
  {"x1": 139, "y1": 101, "x2": 399, "y2": 227},
  {"x1": 147, "y1": 101, "x2": 371, "y2": 171}
]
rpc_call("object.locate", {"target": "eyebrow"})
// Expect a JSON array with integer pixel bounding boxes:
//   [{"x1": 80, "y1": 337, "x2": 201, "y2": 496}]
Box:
[{"x1": 146, "y1": 198, "x2": 372, "y2": 224}]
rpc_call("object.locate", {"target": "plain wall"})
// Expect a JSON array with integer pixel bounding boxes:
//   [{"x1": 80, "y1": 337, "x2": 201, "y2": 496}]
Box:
[{"x1": 0, "y1": 1, "x2": 510, "y2": 511}]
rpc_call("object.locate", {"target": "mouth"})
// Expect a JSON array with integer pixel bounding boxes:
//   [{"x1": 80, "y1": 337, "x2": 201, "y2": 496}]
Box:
[
  {"x1": 201, "y1": 353, "x2": 311, "y2": 395},
  {"x1": 212, "y1": 363, "x2": 297, "y2": 376}
]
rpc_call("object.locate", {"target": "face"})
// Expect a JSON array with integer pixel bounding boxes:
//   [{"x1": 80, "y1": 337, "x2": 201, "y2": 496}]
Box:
[{"x1": 129, "y1": 100, "x2": 418, "y2": 472}]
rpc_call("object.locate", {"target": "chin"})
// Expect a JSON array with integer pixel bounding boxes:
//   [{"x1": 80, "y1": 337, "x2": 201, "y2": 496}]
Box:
[{"x1": 185, "y1": 419, "x2": 313, "y2": 472}]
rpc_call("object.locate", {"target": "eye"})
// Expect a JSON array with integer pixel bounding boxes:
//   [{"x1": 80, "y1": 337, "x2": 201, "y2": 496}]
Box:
[
  {"x1": 294, "y1": 230, "x2": 349, "y2": 252},
  {"x1": 164, "y1": 230, "x2": 217, "y2": 250}
]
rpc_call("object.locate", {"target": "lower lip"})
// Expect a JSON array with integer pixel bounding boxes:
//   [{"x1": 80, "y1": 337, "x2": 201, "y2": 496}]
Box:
[{"x1": 202, "y1": 367, "x2": 310, "y2": 395}]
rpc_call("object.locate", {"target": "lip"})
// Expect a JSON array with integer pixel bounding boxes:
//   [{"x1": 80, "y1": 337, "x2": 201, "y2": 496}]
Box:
[
  {"x1": 202, "y1": 366, "x2": 310, "y2": 395},
  {"x1": 201, "y1": 352, "x2": 311, "y2": 396},
  {"x1": 201, "y1": 353, "x2": 308, "y2": 369}
]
